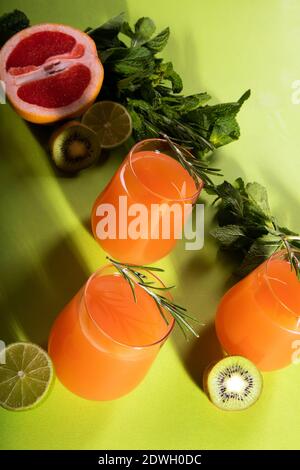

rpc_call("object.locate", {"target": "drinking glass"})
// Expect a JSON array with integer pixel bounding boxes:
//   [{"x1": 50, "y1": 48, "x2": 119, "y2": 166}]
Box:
[
  {"x1": 215, "y1": 250, "x2": 300, "y2": 371},
  {"x1": 48, "y1": 264, "x2": 174, "y2": 400},
  {"x1": 91, "y1": 138, "x2": 202, "y2": 264}
]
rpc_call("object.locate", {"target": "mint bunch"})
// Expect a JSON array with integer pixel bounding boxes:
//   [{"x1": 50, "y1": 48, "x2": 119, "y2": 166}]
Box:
[
  {"x1": 87, "y1": 13, "x2": 250, "y2": 161},
  {"x1": 209, "y1": 178, "x2": 300, "y2": 278}
]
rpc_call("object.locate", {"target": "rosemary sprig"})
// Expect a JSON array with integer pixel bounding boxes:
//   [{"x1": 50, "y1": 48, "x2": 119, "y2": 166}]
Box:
[
  {"x1": 107, "y1": 257, "x2": 200, "y2": 338},
  {"x1": 161, "y1": 133, "x2": 222, "y2": 189},
  {"x1": 268, "y1": 218, "x2": 300, "y2": 280}
]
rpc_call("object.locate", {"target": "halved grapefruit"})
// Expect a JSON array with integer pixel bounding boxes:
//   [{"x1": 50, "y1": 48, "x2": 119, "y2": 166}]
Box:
[{"x1": 0, "y1": 24, "x2": 104, "y2": 124}]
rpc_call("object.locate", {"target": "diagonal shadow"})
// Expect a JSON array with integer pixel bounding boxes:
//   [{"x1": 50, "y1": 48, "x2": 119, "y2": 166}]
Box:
[{"x1": 0, "y1": 234, "x2": 90, "y2": 349}]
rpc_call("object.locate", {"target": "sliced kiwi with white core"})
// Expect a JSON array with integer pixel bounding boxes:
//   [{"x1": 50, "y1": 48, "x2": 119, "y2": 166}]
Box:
[
  {"x1": 205, "y1": 356, "x2": 263, "y2": 411},
  {"x1": 50, "y1": 121, "x2": 101, "y2": 173}
]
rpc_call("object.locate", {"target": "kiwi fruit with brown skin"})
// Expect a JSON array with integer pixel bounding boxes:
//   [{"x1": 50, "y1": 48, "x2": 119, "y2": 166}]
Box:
[
  {"x1": 204, "y1": 355, "x2": 263, "y2": 411},
  {"x1": 50, "y1": 121, "x2": 101, "y2": 173}
]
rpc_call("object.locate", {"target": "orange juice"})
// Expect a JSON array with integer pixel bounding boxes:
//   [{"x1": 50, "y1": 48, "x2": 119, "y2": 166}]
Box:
[
  {"x1": 215, "y1": 251, "x2": 300, "y2": 371},
  {"x1": 91, "y1": 139, "x2": 202, "y2": 265},
  {"x1": 48, "y1": 265, "x2": 174, "y2": 400}
]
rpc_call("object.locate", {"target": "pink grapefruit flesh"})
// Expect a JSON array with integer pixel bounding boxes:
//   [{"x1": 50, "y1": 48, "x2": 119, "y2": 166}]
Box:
[{"x1": 0, "y1": 24, "x2": 104, "y2": 124}]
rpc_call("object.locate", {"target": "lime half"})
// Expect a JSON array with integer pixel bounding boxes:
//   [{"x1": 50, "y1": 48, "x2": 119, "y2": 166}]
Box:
[
  {"x1": 82, "y1": 101, "x2": 132, "y2": 149},
  {"x1": 0, "y1": 342, "x2": 54, "y2": 411}
]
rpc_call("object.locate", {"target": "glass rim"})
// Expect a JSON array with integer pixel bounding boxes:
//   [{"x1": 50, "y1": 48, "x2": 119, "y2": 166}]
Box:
[
  {"x1": 264, "y1": 248, "x2": 300, "y2": 319},
  {"x1": 82, "y1": 263, "x2": 175, "y2": 350},
  {"x1": 128, "y1": 138, "x2": 203, "y2": 202}
]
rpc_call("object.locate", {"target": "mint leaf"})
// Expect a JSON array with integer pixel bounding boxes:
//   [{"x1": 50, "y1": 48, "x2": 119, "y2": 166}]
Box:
[
  {"x1": 211, "y1": 225, "x2": 246, "y2": 247},
  {"x1": 234, "y1": 177, "x2": 246, "y2": 193},
  {"x1": 235, "y1": 236, "x2": 280, "y2": 278},
  {"x1": 208, "y1": 92, "x2": 250, "y2": 147},
  {"x1": 121, "y1": 21, "x2": 134, "y2": 38},
  {"x1": 210, "y1": 178, "x2": 272, "y2": 232},
  {"x1": 213, "y1": 180, "x2": 244, "y2": 220},
  {"x1": 160, "y1": 62, "x2": 183, "y2": 93},
  {"x1": 180, "y1": 93, "x2": 211, "y2": 111},
  {"x1": 112, "y1": 47, "x2": 154, "y2": 75},
  {"x1": 141, "y1": 83, "x2": 161, "y2": 107},
  {"x1": 128, "y1": 108, "x2": 143, "y2": 132},
  {"x1": 210, "y1": 114, "x2": 240, "y2": 147},
  {"x1": 184, "y1": 90, "x2": 251, "y2": 149},
  {"x1": 104, "y1": 47, "x2": 154, "y2": 77},
  {"x1": 239, "y1": 89, "x2": 251, "y2": 104},
  {"x1": 0, "y1": 9, "x2": 29, "y2": 47},
  {"x1": 93, "y1": 12, "x2": 125, "y2": 34},
  {"x1": 161, "y1": 93, "x2": 211, "y2": 114},
  {"x1": 246, "y1": 182, "x2": 270, "y2": 217},
  {"x1": 87, "y1": 13, "x2": 126, "y2": 51},
  {"x1": 145, "y1": 27, "x2": 170, "y2": 52},
  {"x1": 132, "y1": 17, "x2": 155, "y2": 47}
]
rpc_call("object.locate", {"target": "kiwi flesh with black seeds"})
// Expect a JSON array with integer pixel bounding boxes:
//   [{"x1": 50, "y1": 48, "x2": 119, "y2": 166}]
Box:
[
  {"x1": 204, "y1": 355, "x2": 263, "y2": 411},
  {"x1": 50, "y1": 121, "x2": 101, "y2": 173}
]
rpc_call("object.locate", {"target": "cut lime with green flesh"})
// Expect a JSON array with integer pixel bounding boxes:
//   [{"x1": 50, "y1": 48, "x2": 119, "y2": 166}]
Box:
[
  {"x1": 82, "y1": 101, "x2": 132, "y2": 149},
  {"x1": 0, "y1": 343, "x2": 54, "y2": 411}
]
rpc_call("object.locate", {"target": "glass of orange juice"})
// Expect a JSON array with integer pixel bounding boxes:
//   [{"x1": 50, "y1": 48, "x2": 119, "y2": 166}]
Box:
[
  {"x1": 48, "y1": 264, "x2": 174, "y2": 400},
  {"x1": 215, "y1": 250, "x2": 300, "y2": 371},
  {"x1": 91, "y1": 138, "x2": 203, "y2": 265}
]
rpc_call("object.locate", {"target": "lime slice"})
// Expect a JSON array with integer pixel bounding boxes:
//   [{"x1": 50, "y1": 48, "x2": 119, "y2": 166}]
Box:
[
  {"x1": 0, "y1": 342, "x2": 54, "y2": 411},
  {"x1": 82, "y1": 101, "x2": 132, "y2": 149}
]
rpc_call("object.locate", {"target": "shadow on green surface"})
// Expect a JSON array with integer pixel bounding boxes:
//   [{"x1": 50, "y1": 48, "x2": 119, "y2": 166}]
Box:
[
  {"x1": 26, "y1": 122, "x2": 133, "y2": 233},
  {"x1": 0, "y1": 377, "x2": 115, "y2": 450},
  {"x1": 215, "y1": 249, "x2": 244, "y2": 291},
  {"x1": 170, "y1": 28, "x2": 207, "y2": 96},
  {"x1": 181, "y1": 323, "x2": 223, "y2": 391},
  {"x1": 0, "y1": 234, "x2": 89, "y2": 349},
  {"x1": 169, "y1": 203, "x2": 237, "y2": 390}
]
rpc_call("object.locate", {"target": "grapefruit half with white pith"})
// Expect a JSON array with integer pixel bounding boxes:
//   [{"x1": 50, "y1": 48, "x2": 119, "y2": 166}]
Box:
[{"x1": 0, "y1": 23, "x2": 104, "y2": 124}]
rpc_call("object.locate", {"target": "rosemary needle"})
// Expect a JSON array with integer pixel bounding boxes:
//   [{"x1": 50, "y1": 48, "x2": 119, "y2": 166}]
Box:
[
  {"x1": 270, "y1": 218, "x2": 300, "y2": 280},
  {"x1": 161, "y1": 133, "x2": 222, "y2": 189},
  {"x1": 107, "y1": 257, "x2": 200, "y2": 338}
]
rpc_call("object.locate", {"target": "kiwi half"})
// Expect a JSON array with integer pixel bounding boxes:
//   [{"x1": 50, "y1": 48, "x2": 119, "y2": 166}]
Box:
[
  {"x1": 50, "y1": 121, "x2": 101, "y2": 173},
  {"x1": 204, "y1": 356, "x2": 263, "y2": 411}
]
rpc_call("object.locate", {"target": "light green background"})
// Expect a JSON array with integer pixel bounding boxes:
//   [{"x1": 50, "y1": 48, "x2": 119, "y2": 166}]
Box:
[{"x1": 1, "y1": 0, "x2": 300, "y2": 450}]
